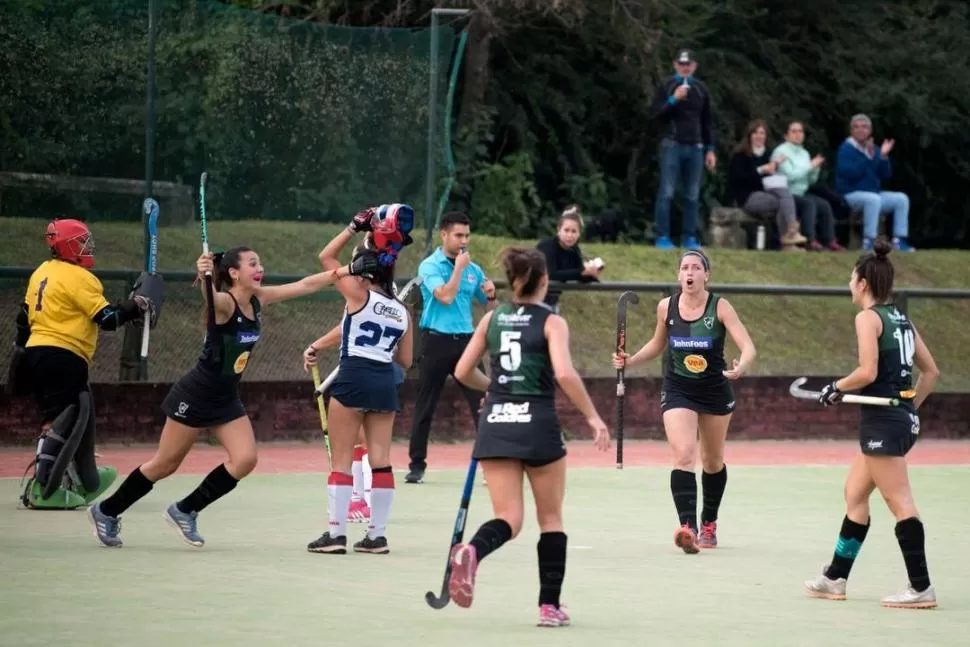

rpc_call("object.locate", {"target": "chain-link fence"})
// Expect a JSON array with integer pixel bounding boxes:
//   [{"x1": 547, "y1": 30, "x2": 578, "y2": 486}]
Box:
[
  {"x1": 3, "y1": 269, "x2": 970, "y2": 391},
  {"x1": 0, "y1": 0, "x2": 462, "y2": 229}
]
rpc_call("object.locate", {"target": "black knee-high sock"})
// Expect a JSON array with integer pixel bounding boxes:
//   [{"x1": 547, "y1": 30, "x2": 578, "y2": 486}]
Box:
[
  {"x1": 701, "y1": 465, "x2": 728, "y2": 525},
  {"x1": 468, "y1": 518, "x2": 513, "y2": 562},
  {"x1": 670, "y1": 469, "x2": 698, "y2": 530},
  {"x1": 824, "y1": 516, "x2": 870, "y2": 580},
  {"x1": 537, "y1": 531, "x2": 567, "y2": 608},
  {"x1": 895, "y1": 517, "x2": 931, "y2": 592},
  {"x1": 99, "y1": 467, "x2": 154, "y2": 518},
  {"x1": 176, "y1": 464, "x2": 239, "y2": 515}
]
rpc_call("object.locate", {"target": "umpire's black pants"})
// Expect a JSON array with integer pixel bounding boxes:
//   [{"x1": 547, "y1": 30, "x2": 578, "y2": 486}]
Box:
[{"x1": 408, "y1": 330, "x2": 484, "y2": 471}]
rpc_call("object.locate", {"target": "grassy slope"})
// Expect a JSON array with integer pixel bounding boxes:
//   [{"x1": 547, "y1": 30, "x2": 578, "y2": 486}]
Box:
[{"x1": 2, "y1": 218, "x2": 969, "y2": 390}]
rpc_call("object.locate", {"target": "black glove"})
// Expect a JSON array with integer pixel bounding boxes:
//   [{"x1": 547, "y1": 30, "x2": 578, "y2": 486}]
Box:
[
  {"x1": 349, "y1": 253, "x2": 379, "y2": 278},
  {"x1": 818, "y1": 381, "x2": 843, "y2": 407},
  {"x1": 127, "y1": 271, "x2": 164, "y2": 328}
]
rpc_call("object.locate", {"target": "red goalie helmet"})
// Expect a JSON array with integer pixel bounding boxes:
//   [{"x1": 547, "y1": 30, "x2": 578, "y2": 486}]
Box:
[{"x1": 46, "y1": 219, "x2": 95, "y2": 269}]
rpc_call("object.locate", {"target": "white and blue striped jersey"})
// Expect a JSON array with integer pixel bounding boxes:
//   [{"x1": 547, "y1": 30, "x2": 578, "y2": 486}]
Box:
[{"x1": 340, "y1": 290, "x2": 410, "y2": 363}]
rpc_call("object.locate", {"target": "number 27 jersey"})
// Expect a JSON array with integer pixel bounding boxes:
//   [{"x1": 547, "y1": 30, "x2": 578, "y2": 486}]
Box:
[
  {"x1": 340, "y1": 290, "x2": 410, "y2": 364},
  {"x1": 485, "y1": 303, "x2": 556, "y2": 400}
]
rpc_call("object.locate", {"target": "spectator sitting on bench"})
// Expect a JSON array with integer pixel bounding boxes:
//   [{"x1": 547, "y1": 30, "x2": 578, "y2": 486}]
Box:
[
  {"x1": 728, "y1": 119, "x2": 807, "y2": 249},
  {"x1": 835, "y1": 113, "x2": 915, "y2": 252},
  {"x1": 772, "y1": 120, "x2": 844, "y2": 252}
]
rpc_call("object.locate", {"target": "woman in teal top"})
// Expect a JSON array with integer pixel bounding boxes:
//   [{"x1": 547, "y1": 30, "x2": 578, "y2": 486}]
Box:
[{"x1": 772, "y1": 120, "x2": 844, "y2": 251}]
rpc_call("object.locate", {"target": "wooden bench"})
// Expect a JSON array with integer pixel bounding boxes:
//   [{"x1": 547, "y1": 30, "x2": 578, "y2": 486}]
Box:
[{"x1": 0, "y1": 172, "x2": 194, "y2": 225}]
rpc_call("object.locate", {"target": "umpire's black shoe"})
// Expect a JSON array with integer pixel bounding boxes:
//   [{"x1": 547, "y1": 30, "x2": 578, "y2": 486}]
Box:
[{"x1": 405, "y1": 467, "x2": 425, "y2": 484}]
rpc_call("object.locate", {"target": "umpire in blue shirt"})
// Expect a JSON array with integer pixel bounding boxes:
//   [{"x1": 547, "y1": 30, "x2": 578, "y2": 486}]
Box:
[{"x1": 406, "y1": 212, "x2": 496, "y2": 483}]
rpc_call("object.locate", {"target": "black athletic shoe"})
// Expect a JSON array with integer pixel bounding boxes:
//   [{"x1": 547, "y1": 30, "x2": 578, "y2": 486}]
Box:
[
  {"x1": 405, "y1": 467, "x2": 425, "y2": 484},
  {"x1": 353, "y1": 535, "x2": 390, "y2": 554},
  {"x1": 307, "y1": 532, "x2": 347, "y2": 554}
]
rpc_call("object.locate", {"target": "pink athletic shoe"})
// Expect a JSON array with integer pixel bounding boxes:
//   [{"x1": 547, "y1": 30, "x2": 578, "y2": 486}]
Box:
[
  {"x1": 537, "y1": 604, "x2": 571, "y2": 627},
  {"x1": 448, "y1": 543, "x2": 479, "y2": 608},
  {"x1": 348, "y1": 499, "x2": 371, "y2": 523},
  {"x1": 698, "y1": 521, "x2": 718, "y2": 549}
]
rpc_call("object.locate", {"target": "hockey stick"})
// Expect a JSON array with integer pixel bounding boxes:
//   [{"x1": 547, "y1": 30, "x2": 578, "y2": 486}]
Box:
[
  {"x1": 788, "y1": 377, "x2": 913, "y2": 407},
  {"x1": 395, "y1": 275, "x2": 424, "y2": 303},
  {"x1": 139, "y1": 198, "x2": 160, "y2": 377},
  {"x1": 615, "y1": 291, "x2": 639, "y2": 469},
  {"x1": 310, "y1": 365, "x2": 337, "y2": 471},
  {"x1": 425, "y1": 458, "x2": 478, "y2": 609},
  {"x1": 199, "y1": 172, "x2": 215, "y2": 328}
]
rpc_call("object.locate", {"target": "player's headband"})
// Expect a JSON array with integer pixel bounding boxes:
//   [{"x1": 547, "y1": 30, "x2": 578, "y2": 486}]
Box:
[{"x1": 680, "y1": 250, "x2": 710, "y2": 271}]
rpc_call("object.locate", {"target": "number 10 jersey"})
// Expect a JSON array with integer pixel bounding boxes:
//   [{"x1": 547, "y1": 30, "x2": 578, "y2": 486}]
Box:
[
  {"x1": 485, "y1": 302, "x2": 556, "y2": 401},
  {"x1": 861, "y1": 304, "x2": 916, "y2": 413}
]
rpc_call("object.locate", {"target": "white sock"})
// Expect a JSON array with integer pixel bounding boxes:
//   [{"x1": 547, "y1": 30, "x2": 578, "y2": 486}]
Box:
[
  {"x1": 367, "y1": 467, "x2": 394, "y2": 540},
  {"x1": 362, "y1": 451, "x2": 373, "y2": 507},
  {"x1": 327, "y1": 472, "x2": 353, "y2": 538},
  {"x1": 351, "y1": 446, "x2": 364, "y2": 503}
]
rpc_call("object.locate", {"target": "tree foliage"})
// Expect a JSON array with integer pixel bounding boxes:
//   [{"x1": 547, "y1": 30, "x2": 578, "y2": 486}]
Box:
[{"x1": 1, "y1": 0, "x2": 967, "y2": 247}]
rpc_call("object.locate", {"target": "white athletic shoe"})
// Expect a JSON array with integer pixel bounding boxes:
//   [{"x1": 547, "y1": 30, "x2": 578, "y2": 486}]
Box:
[
  {"x1": 804, "y1": 565, "x2": 847, "y2": 600},
  {"x1": 881, "y1": 585, "x2": 937, "y2": 609}
]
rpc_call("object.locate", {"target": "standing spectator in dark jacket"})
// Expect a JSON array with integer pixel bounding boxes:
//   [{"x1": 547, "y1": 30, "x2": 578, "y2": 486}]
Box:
[
  {"x1": 536, "y1": 205, "x2": 602, "y2": 313},
  {"x1": 650, "y1": 49, "x2": 717, "y2": 251}
]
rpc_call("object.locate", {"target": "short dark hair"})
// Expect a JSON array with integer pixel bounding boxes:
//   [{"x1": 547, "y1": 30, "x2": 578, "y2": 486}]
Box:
[
  {"x1": 440, "y1": 211, "x2": 470, "y2": 231},
  {"x1": 854, "y1": 236, "x2": 895, "y2": 303}
]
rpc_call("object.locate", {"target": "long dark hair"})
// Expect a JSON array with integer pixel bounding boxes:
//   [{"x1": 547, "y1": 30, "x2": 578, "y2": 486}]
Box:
[
  {"x1": 352, "y1": 247, "x2": 397, "y2": 300},
  {"x1": 854, "y1": 236, "x2": 895, "y2": 303},
  {"x1": 733, "y1": 119, "x2": 768, "y2": 156},
  {"x1": 212, "y1": 246, "x2": 253, "y2": 292},
  {"x1": 499, "y1": 246, "x2": 547, "y2": 298}
]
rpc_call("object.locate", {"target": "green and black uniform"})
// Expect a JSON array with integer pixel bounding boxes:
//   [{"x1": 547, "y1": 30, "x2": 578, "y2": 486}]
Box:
[
  {"x1": 471, "y1": 302, "x2": 565, "y2": 467},
  {"x1": 858, "y1": 304, "x2": 920, "y2": 457},
  {"x1": 661, "y1": 292, "x2": 735, "y2": 416},
  {"x1": 161, "y1": 294, "x2": 262, "y2": 428}
]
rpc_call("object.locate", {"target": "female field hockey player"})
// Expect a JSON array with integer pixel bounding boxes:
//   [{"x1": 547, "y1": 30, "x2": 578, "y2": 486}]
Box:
[
  {"x1": 303, "y1": 319, "x2": 407, "y2": 522},
  {"x1": 303, "y1": 232, "x2": 409, "y2": 523},
  {"x1": 612, "y1": 249, "x2": 756, "y2": 553},
  {"x1": 448, "y1": 247, "x2": 610, "y2": 627},
  {"x1": 307, "y1": 206, "x2": 414, "y2": 555},
  {"x1": 804, "y1": 237, "x2": 939, "y2": 609},
  {"x1": 87, "y1": 245, "x2": 373, "y2": 548},
  {"x1": 13, "y1": 219, "x2": 151, "y2": 509}
]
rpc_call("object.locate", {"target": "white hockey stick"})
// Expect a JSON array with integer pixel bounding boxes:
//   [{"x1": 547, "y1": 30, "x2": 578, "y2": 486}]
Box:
[{"x1": 789, "y1": 377, "x2": 912, "y2": 407}]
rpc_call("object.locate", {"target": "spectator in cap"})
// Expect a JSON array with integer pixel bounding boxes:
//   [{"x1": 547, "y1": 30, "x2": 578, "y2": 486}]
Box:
[{"x1": 649, "y1": 49, "x2": 717, "y2": 251}]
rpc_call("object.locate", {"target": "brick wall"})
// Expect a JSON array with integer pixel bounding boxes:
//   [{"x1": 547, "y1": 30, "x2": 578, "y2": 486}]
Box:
[{"x1": 1, "y1": 377, "x2": 967, "y2": 445}]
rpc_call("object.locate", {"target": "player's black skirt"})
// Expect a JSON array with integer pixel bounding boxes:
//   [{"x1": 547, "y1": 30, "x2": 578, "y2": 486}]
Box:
[
  {"x1": 25, "y1": 346, "x2": 90, "y2": 423},
  {"x1": 860, "y1": 407, "x2": 920, "y2": 457},
  {"x1": 660, "y1": 376, "x2": 736, "y2": 416},
  {"x1": 472, "y1": 396, "x2": 566, "y2": 467},
  {"x1": 161, "y1": 366, "x2": 246, "y2": 429},
  {"x1": 329, "y1": 356, "x2": 401, "y2": 413}
]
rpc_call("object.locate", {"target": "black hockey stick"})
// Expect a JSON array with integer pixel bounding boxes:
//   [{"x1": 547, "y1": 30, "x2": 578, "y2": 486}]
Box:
[
  {"x1": 615, "y1": 291, "x2": 639, "y2": 469},
  {"x1": 425, "y1": 458, "x2": 478, "y2": 609}
]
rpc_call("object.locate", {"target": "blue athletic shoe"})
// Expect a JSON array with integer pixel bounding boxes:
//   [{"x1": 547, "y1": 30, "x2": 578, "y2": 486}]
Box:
[
  {"x1": 87, "y1": 502, "x2": 123, "y2": 548},
  {"x1": 654, "y1": 236, "x2": 676, "y2": 250},
  {"x1": 683, "y1": 236, "x2": 702, "y2": 251},
  {"x1": 164, "y1": 503, "x2": 205, "y2": 547},
  {"x1": 893, "y1": 237, "x2": 916, "y2": 252}
]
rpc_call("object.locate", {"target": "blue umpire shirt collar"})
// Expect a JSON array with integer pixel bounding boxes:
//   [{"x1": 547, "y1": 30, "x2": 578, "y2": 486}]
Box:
[{"x1": 420, "y1": 246, "x2": 482, "y2": 334}]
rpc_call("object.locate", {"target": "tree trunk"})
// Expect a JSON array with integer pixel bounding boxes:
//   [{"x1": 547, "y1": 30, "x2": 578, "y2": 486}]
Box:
[{"x1": 457, "y1": 13, "x2": 494, "y2": 131}]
